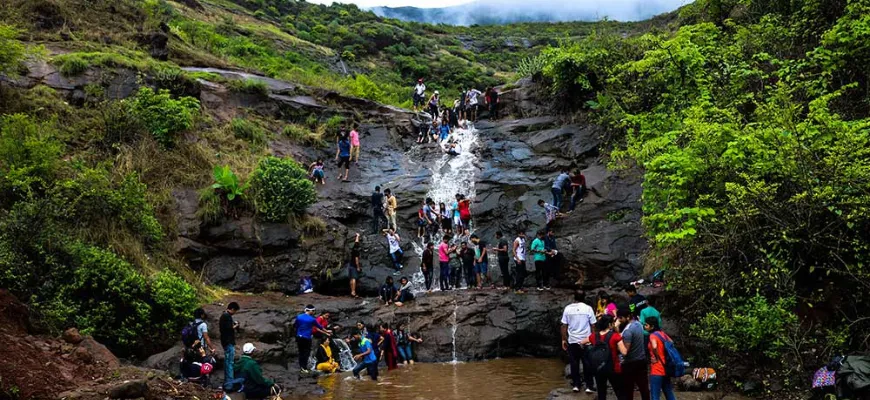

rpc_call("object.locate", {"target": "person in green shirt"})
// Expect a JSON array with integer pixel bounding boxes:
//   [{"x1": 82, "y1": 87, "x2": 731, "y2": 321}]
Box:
[
  {"x1": 639, "y1": 303, "x2": 662, "y2": 337},
  {"x1": 234, "y1": 343, "x2": 279, "y2": 399},
  {"x1": 530, "y1": 230, "x2": 548, "y2": 291}
]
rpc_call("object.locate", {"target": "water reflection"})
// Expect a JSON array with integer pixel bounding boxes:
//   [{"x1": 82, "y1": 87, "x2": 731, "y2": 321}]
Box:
[{"x1": 317, "y1": 358, "x2": 564, "y2": 400}]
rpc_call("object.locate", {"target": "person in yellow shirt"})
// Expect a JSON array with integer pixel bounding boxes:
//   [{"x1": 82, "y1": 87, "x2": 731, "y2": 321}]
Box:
[
  {"x1": 385, "y1": 189, "x2": 398, "y2": 231},
  {"x1": 315, "y1": 339, "x2": 339, "y2": 373}
]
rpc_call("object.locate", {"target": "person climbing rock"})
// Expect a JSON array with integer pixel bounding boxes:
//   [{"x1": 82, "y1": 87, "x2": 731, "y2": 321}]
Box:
[
  {"x1": 335, "y1": 132, "x2": 352, "y2": 182},
  {"x1": 308, "y1": 159, "x2": 325, "y2": 185},
  {"x1": 348, "y1": 233, "x2": 362, "y2": 298},
  {"x1": 383, "y1": 228, "x2": 404, "y2": 273},
  {"x1": 552, "y1": 168, "x2": 571, "y2": 210},
  {"x1": 494, "y1": 231, "x2": 511, "y2": 289},
  {"x1": 513, "y1": 230, "x2": 528, "y2": 293},
  {"x1": 422, "y1": 241, "x2": 435, "y2": 292},
  {"x1": 372, "y1": 186, "x2": 386, "y2": 234},
  {"x1": 413, "y1": 78, "x2": 426, "y2": 113},
  {"x1": 531, "y1": 230, "x2": 548, "y2": 291},
  {"x1": 219, "y1": 302, "x2": 241, "y2": 390},
  {"x1": 295, "y1": 305, "x2": 331, "y2": 374},
  {"x1": 538, "y1": 199, "x2": 560, "y2": 229},
  {"x1": 235, "y1": 343, "x2": 280, "y2": 399},
  {"x1": 351, "y1": 329, "x2": 379, "y2": 381},
  {"x1": 561, "y1": 291, "x2": 597, "y2": 394},
  {"x1": 569, "y1": 170, "x2": 587, "y2": 212},
  {"x1": 349, "y1": 126, "x2": 361, "y2": 164}
]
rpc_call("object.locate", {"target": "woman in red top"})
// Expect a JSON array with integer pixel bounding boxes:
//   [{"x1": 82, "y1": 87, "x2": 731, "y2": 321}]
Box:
[
  {"x1": 457, "y1": 195, "x2": 472, "y2": 227},
  {"x1": 580, "y1": 315, "x2": 627, "y2": 400},
  {"x1": 646, "y1": 317, "x2": 677, "y2": 400}
]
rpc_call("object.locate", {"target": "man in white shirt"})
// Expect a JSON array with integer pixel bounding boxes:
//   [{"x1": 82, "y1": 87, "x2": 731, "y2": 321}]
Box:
[
  {"x1": 561, "y1": 291, "x2": 597, "y2": 393},
  {"x1": 413, "y1": 78, "x2": 426, "y2": 113},
  {"x1": 466, "y1": 88, "x2": 483, "y2": 122},
  {"x1": 512, "y1": 230, "x2": 527, "y2": 293}
]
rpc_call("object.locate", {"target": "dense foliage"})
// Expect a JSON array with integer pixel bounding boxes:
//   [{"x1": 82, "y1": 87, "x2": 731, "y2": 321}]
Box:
[
  {"x1": 528, "y1": 0, "x2": 870, "y2": 375},
  {"x1": 248, "y1": 156, "x2": 316, "y2": 223}
]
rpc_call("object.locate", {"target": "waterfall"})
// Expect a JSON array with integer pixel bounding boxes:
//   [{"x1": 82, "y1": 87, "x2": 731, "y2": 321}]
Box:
[
  {"x1": 411, "y1": 123, "x2": 481, "y2": 293},
  {"x1": 333, "y1": 339, "x2": 358, "y2": 371},
  {"x1": 450, "y1": 300, "x2": 460, "y2": 364}
]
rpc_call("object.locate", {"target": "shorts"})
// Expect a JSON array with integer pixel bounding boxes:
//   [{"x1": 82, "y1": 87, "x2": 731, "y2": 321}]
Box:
[
  {"x1": 417, "y1": 218, "x2": 427, "y2": 227},
  {"x1": 312, "y1": 170, "x2": 324, "y2": 179},
  {"x1": 474, "y1": 262, "x2": 488, "y2": 275},
  {"x1": 337, "y1": 156, "x2": 351, "y2": 169},
  {"x1": 413, "y1": 94, "x2": 424, "y2": 107},
  {"x1": 441, "y1": 218, "x2": 452, "y2": 230},
  {"x1": 348, "y1": 264, "x2": 360, "y2": 280}
]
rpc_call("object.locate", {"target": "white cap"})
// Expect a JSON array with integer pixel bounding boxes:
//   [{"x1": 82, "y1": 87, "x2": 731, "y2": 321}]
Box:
[
  {"x1": 434, "y1": 90, "x2": 440, "y2": 95},
  {"x1": 243, "y1": 343, "x2": 255, "y2": 354}
]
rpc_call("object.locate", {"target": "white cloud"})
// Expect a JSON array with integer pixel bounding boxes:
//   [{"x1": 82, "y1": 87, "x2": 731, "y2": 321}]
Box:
[{"x1": 307, "y1": 0, "x2": 473, "y2": 8}]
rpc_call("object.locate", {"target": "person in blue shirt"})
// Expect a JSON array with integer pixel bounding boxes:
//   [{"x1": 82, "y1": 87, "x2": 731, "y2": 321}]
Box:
[
  {"x1": 351, "y1": 329, "x2": 379, "y2": 381},
  {"x1": 295, "y1": 305, "x2": 332, "y2": 373},
  {"x1": 551, "y1": 168, "x2": 571, "y2": 210},
  {"x1": 335, "y1": 132, "x2": 352, "y2": 182},
  {"x1": 439, "y1": 117, "x2": 451, "y2": 142}
]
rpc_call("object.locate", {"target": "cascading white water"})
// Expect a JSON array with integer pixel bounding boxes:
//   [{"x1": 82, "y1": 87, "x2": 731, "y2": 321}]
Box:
[
  {"x1": 450, "y1": 300, "x2": 460, "y2": 364},
  {"x1": 411, "y1": 123, "x2": 480, "y2": 293},
  {"x1": 333, "y1": 339, "x2": 358, "y2": 371}
]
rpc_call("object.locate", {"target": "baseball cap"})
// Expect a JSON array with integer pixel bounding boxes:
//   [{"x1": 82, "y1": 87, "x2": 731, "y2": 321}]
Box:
[{"x1": 243, "y1": 343, "x2": 256, "y2": 354}]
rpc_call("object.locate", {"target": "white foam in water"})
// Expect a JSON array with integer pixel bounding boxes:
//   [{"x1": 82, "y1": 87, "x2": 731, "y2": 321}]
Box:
[{"x1": 411, "y1": 123, "x2": 480, "y2": 293}]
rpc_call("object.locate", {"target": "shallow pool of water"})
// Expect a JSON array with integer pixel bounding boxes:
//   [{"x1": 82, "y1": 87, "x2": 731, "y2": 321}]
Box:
[{"x1": 316, "y1": 358, "x2": 565, "y2": 399}]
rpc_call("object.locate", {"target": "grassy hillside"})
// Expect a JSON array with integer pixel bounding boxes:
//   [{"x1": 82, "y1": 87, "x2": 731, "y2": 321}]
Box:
[{"x1": 523, "y1": 0, "x2": 870, "y2": 384}]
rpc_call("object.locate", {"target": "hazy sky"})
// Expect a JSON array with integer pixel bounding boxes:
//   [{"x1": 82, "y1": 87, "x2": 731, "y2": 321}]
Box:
[{"x1": 309, "y1": 0, "x2": 471, "y2": 7}]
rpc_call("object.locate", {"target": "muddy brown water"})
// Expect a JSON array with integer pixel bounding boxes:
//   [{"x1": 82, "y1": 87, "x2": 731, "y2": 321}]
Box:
[{"x1": 316, "y1": 358, "x2": 566, "y2": 399}]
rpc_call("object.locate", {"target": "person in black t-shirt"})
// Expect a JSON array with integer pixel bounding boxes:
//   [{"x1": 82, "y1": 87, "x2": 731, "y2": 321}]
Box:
[
  {"x1": 459, "y1": 242, "x2": 476, "y2": 289},
  {"x1": 349, "y1": 233, "x2": 362, "y2": 298},
  {"x1": 493, "y1": 231, "x2": 511, "y2": 289},
  {"x1": 371, "y1": 186, "x2": 386, "y2": 234},
  {"x1": 219, "y1": 302, "x2": 240, "y2": 390}
]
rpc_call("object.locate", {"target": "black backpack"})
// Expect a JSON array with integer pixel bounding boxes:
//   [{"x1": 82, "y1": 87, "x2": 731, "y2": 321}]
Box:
[
  {"x1": 181, "y1": 320, "x2": 204, "y2": 348},
  {"x1": 587, "y1": 331, "x2": 616, "y2": 374}
]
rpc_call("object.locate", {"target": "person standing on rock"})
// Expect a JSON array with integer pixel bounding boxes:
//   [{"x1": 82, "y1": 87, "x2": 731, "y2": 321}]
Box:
[
  {"x1": 349, "y1": 126, "x2": 361, "y2": 165},
  {"x1": 457, "y1": 194, "x2": 472, "y2": 228},
  {"x1": 193, "y1": 308, "x2": 215, "y2": 354},
  {"x1": 295, "y1": 305, "x2": 332, "y2": 374},
  {"x1": 220, "y1": 302, "x2": 241, "y2": 390},
  {"x1": 552, "y1": 168, "x2": 571, "y2": 210},
  {"x1": 349, "y1": 233, "x2": 362, "y2": 298},
  {"x1": 485, "y1": 87, "x2": 499, "y2": 120},
  {"x1": 493, "y1": 231, "x2": 512, "y2": 289},
  {"x1": 561, "y1": 291, "x2": 597, "y2": 394},
  {"x1": 385, "y1": 189, "x2": 398, "y2": 232},
  {"x1": 531, "y1": 230, "x2": 549, "y2": 291},
  {"x1": 439, "y1": 202, "x2": 452, "y2": 236},
  {"x1": 459, "y1": 241, "x2": 476, "y2": 289},
  {"x1": 428, "y1": 90, "x2": 441, "y2": 120},
  {"x1": 422, "y1": 241, "x2": 435, "y2": 292},
  {"x1": 413, "y1": 78, "x2": 426, "y2": 114},
  {"x1": 645, "y1": 318, "x2": 677, "y2": 400},
  {"x1": 471, "y1": 234, "x2": 490, "y2": 289},
  {"x1": 438, "y1": 236, "x2": 456, "y2": 291},
  {"x1": 512, "y1": 230, "x2": 528, "y2": 293},
  {"x1": 372, "y1": 186, "x2": 386, "y2": 234},
  {"x1": 335, "y1": 132, "x2": 352, "y2": 182},
  {"x1": 466, "y1": 87, "x2": 483, "y2": 122},
  {"x1": 617, "y1": 306, "x2": 651, "y2": 400},
  {"x1": 544, "y1": 228, "x2": 559, "y2": 288},
  {"x1": 625, "y1": 285, "x2": 648, "y2": 315},
  {"x1": 383, "y1": 228, "x2": 404, "y2": 274}
]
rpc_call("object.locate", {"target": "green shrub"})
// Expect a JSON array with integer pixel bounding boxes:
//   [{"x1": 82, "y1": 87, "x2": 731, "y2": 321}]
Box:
[
  {"x1": 230, "y1": 117, "x2": 268, "y2": 147},
  {"x1": 56, "y1": 54, "x2": 90, "y2": 76},
  {"x1": 129, "y1": 87, "x2": 200, "y2": 147},
  {"x1": 149, "y1": 269, "x2": 198, "y2": 336},
  {"x1": 248, "y1": 156, "x2": 316, "y2": 222},
  {"x1": 693, "y1": 295, "x2": 797, "y2": 360},
  {"x1": 0, "y1": 114, "x2": 63, "y2": 198},
  {"x1": 226, "y1": 78, "x2": 269, "y2": 95},
  {"x1": 0, "y1": 24, "x2": 26, "y2": 75},
  {"x1": 211, "y1": 165, "x2": 246, "y2": 201},
  {"x1": 282, "y1": 123, "x2": 324, "y2": 146},
  {"x1": 345, "y1": 74, "x2": 383, "y2": 102},
  {"x1": 325, "y1": 115, "x2": 345, "y2": 131}
]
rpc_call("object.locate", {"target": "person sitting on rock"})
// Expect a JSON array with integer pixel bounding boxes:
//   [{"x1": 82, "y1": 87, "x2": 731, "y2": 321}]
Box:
[
  {"x1": 315, "y1": 337, "x2": 339, "y2": 374},
  {"x1": 181, "y1": 342, "x2": 214, "y2": 384},
  {"x1": 394, "y1": 277, "x2": 414, "y2": 307},
  {"x1": 234, "y1": 343, "x2": 280, "y2": 399},
  {"x1": 379, "y1": 277, "x2": 397, "y2": 306}
]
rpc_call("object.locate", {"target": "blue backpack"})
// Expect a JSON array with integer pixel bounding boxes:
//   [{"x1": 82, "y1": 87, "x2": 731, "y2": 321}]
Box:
[{"x1": 653, "y1": 332, "x2": 686, "y2": 377}]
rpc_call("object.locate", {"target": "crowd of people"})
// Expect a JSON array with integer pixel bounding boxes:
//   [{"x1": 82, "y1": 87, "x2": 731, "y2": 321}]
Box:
[{"x1": 561, "y1": 287, "x2": 674, "y2": 400}]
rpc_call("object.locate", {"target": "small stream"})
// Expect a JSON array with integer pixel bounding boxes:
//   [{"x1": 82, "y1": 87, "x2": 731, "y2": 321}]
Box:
[{"x1": 315, "y1": 358, "x2": 565, "y2": 400}]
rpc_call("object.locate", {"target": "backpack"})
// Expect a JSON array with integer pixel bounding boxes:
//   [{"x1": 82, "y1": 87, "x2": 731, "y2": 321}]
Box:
[
  {"x1": 587, "y1": 331, "x2": 615, "y2": 374},
  {"x1": 181, "y1": 321, "x2": 204, "y2": 348},
  {"x1": 653, "y1": 332, "x2": 686, "y2": 377}
]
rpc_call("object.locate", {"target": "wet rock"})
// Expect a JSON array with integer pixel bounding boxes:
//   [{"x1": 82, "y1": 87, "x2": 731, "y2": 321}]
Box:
[
  {"x1": 62, "y1": 328, "x2": 84, "y2": 345},
  {"x1": 108, "y1": 379, "x2": 148, "y2": 399}
]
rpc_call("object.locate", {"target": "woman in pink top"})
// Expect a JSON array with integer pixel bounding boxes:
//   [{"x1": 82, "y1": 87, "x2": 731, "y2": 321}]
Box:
[
  {"x1": 349, "y1": 127, "x2": 361, "y2": 163},
  {"x1": 438, "y1": 236, "x2": 456, "y2": 291}
]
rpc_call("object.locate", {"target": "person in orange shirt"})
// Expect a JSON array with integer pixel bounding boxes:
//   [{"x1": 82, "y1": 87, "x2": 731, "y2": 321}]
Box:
[{"x1": 645, "y1": 318, "x2": 677, "y2": 400}]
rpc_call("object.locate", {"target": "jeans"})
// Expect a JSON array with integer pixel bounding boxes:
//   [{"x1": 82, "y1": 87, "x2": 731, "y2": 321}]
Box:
[
  {"x1": 390, "y1": 249, "x2": 404, "y2": 270},
  {"x1": 513, "y1": 260, "x2": 527, "y2": 289},
  {"x1": 534, "y1": 259, "x2": 550, "y2": 288},
  {"x1": 223, "y1": 344, "x2": 236, "y2": 389},
  {"x1": 568, "y1": 343, "x2": 595, "y2": 389},
  {"x1": 650, "y1": 375, "x2": 676, "y2": 400},
  {"x1": 552, "y1": 187, "x2": 563, "y2": 209},
  {"x1": 352, "y1": 361, "x2": 379, "y2": 381},
  {"x1": 297, "y1": 336, "x2": 312, "y2": 370},
  {"x1": 622, "y1": 360, "x2": 651, "y2": 400},
  {"x1": 439, "y1": 261, "x2": 451, "y2": 290},
  {"x1": 569, "y1": 187, "x2": 585, "y2": 211},
  {"x1": 498, "y1": 257, "x2": 511, "y2": 287},
  {"x1": 463, "y1": 262, "x2": 475, "y2": 287},
  {"x1": 397, "y1": 344, "x2": 413, "y2": 362},
  {"x1": 596, "y1": 372, "x2": 624, "y2": 400},
  {"x1": 423, "y1": 266, "x2": 434, "y2": 290},
  {"x1": 397, "y1": 289, "x2": 414, "y2": 302},
  {"x1": 373, "y1": 209, "x2": 386, "y2": 233}
]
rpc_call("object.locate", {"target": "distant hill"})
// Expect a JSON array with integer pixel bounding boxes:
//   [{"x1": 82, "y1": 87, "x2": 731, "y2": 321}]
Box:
[{"x1": 372, "y1": 0, "x2": 690, "y2": 25}]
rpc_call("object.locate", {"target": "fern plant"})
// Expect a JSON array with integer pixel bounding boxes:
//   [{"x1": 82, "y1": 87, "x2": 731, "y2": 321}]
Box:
[{"x1": 211, "y1": 165, "x2": 246, "y2": 201}]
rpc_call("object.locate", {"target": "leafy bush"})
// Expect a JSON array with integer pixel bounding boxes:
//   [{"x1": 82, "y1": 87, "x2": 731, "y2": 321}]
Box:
[
  {"x1": 283, "y1": 123, "x2": 324, "y2": 146},
  {"x1": 0, "y1": 24, "x2": 26, "y2": 75},
  {"x1": 55, "y1": 54, "x2": 90, "y2": 76},
  {"x1": 230, "y1": 117, "x2": 268, "y2": 147},
  {"x1": 0, "y1": 114, "x2": 63, "y2": 198},
  {"x1": 129, "y1": 87, "x2": 200, "y2": 147},
  {"x1": 248, "y1": 156, "x2": 316, "y2": 222},
  {"x1": 346, "y1": 74, "x2": 384, "y2": 102},
  {"x1": 693, "y1": 296, "x2": 797, "y2": 360},
  {"x1": 325, "y1": 115, "x2": 345, "y2": 131},
  {"x1": 149, "y1": 269, "x2": 199, "y2": 337},
  {"x1": 211, "y1": 165, "x2": 246, "y2": 201}
]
